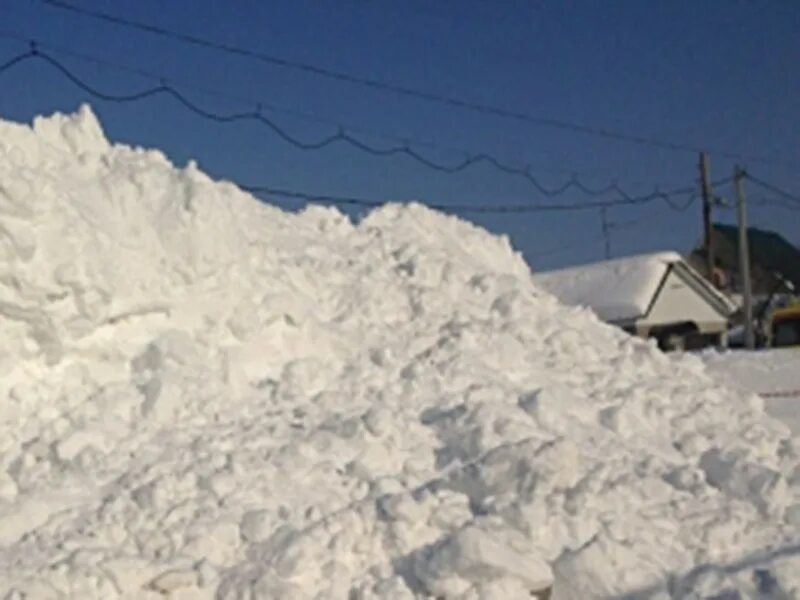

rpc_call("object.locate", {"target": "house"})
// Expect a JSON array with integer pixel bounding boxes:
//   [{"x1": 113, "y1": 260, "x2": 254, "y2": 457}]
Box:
[
  {"x1": 688, "y1": 224, "x2": 800, "y2": 296},
  {"x1": 533, "y1": 251, "x2": 737, "y2": 351}
]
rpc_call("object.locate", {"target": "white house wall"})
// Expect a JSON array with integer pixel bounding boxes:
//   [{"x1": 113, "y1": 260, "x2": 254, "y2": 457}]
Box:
[{"x1": 638, "y1": 269, "x2": 726, "y2": 333}]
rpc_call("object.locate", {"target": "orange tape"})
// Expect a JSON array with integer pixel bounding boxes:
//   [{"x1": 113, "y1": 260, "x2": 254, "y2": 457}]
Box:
[{"x1": 760, "y1": 390, "x2": 800, "y2": 399}]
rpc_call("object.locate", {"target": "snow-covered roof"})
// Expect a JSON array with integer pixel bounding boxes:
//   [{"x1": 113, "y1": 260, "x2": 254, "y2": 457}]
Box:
[{"x1": 533, "y1": 251, "x2": 697, "y2": 322}]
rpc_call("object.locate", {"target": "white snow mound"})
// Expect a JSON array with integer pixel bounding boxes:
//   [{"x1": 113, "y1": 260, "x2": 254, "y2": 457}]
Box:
[{"x1": 0, "y1": 106, "x2": 799, "y2": 599}]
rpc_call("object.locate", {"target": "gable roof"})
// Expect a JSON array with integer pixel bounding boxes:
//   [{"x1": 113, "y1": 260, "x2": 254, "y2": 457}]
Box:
[
  {"x1": 713, "y1": 224, "x2": 800, "y2": 287},
  {"x1": 668, "y1": 260, "x2": 738, "y2": 317},
  {"x1": 534, "y1": 251, "x2": 735, "y2": 323}
]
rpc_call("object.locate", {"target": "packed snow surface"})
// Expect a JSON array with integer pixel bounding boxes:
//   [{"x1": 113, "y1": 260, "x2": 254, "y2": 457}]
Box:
[
  {"x1": 1, "y1": 106, "x2": 799, "y2": 599},
  {"x1": 703, "y1": 349, "x2": 800, "y2": 434}
]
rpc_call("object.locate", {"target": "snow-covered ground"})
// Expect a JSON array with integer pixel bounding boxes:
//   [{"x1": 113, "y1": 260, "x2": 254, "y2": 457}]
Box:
[
  {"x1": 1, "y1": 106, "x2": 799, "y2": 599},
  {"x1": 702, "y1": 349, "x2": 800, "y2": 434}
]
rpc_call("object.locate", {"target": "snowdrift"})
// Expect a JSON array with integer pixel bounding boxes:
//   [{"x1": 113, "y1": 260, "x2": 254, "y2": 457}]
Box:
[{"x1": 0, "y1": 106, "x2": 798, "y2": 599}]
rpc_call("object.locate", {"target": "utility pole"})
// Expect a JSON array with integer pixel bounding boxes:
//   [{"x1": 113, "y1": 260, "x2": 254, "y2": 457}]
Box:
[
  {"x1": 734, "y1": 166, "x2": 755, "y2": 349},
  {"x1": 600, "y1": 207, "x2": 611, "y2": 259},
  {"x1": 699, "y1": 152, "x2": 715, "y2": 284}
]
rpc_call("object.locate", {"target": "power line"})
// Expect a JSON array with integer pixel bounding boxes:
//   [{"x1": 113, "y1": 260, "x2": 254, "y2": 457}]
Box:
[
  {"x1": 529, "y1": 232, "x2": 608, "y2": 260},
  {"x1": 0, "y1": 32, "x2": 682, "y2": 192},
  {"x1": 0, "y1": 42, "x2": 731, "y2": 216},
  {"x1": 607, "y1": 195, "x2": 699, "y2": 230},
  {"x1": 0, "y1": 42, "x2": 657, "y2": 198},
  {"x1": 32, "y1": 0, "x2": 792, "y2": 166},
  {"x1": 592, "y1": 195, "x2": 700, "y2": 260},
  {"x1": 0, "y1": 30, "x2": 346, "y2": 130},
  {"x1": 240, "y1": 183, "x2": 698, "y2": 213},
  {"x1": 744, "y1": 174, "x2": 800, "y2": 206},
  {"x1": 658, "y1": 191, "x2": 699, "y2": 212},
  {"x1": 752, "y1": 198, "x2": 800, "y2": 211}
]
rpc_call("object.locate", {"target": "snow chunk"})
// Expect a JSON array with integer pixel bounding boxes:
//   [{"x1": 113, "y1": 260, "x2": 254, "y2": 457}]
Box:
[{"x1": 414, "y1": 524, "x2": 553, "y2": 596}]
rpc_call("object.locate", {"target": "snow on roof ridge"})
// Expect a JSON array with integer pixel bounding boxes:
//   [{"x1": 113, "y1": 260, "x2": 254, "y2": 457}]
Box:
[
  {"x1": 538, "y1": 250, "x2": 683, "y2": 277},
  {"x1": 532, "y1": 251, "x2": 682, "y2": 322}
]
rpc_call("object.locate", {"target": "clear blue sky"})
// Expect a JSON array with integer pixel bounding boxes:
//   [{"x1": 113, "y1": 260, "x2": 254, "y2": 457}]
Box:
[{"x1": 1, "y1": 0, "x2": 798, "y2": 269}]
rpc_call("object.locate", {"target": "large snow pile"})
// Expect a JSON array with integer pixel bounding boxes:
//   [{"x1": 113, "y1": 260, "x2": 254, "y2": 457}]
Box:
[{"x1": 1, "y1": 106, "x2": 799, "y2": 599}]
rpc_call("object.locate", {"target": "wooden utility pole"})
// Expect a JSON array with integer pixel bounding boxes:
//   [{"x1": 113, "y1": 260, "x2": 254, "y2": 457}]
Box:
[
  {"x1": 734, "y1": 166, "x2": 755, "y2": 349},
  {"x1": 601, "y1": 207, "x2": 611, "y2": 259},
  {"x1": 699, "y1": 152, "x2": 715, "y2": 283}
]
